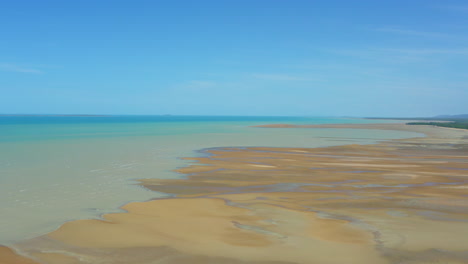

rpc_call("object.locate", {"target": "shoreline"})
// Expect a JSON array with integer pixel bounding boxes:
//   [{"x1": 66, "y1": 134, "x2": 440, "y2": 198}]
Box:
[
  {"x1": 3, "y1": 123, "x2": 468, "y2": 264},
  {"x1": 253, "y1": 122, "x2": 468, "y2": 135}
]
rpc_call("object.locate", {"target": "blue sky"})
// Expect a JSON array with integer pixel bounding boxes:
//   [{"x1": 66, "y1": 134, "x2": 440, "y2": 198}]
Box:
[{"x1": 1, "y1": 0, "x2": 467, "y2": 117}]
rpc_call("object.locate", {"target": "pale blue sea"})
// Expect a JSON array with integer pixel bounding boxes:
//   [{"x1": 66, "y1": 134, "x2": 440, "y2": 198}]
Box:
[{"x1": 0, "y1": 116, "x2": 422, "y2": 245}]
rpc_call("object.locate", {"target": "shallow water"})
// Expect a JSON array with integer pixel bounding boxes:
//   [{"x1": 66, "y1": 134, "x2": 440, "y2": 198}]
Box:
[{"x1": 0, "y1": 116, "x2": 422, "y2": 245}]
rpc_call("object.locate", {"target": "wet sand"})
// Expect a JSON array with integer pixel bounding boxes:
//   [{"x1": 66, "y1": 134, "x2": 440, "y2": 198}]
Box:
[
  {"x1": 0, "y1": 246, "x2": 38, "y2": 264},
  {"x1": 3, "y1": 123, "x2": 468, "y2": 264}
]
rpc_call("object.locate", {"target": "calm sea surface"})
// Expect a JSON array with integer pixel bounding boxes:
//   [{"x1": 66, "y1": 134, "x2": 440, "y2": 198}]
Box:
[{"x1": 0, "y1": 116, "x2": 422, "y2": 245}]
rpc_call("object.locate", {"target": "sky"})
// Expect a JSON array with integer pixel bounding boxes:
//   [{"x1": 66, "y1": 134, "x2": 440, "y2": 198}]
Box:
[{"x1": 1, "y1": 0, "x2": 467, "y2": 117}]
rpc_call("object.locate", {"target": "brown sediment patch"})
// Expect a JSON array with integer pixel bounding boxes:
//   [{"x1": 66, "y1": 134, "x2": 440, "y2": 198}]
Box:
[
  {"x1": 0, "y1": 246, "x2": 39, "y2": 264},
  {"x1": 8, "y1": 123, "x2": 468, "y2": 264},
  {"x1": 18, "y1": 198, "x2": 384, "y2": 264}
]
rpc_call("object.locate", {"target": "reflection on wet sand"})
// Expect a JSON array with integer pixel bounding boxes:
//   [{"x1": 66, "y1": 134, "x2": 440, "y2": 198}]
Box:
[{"x1": 5, "y1": 124, "x2": 468, "y2": 264}]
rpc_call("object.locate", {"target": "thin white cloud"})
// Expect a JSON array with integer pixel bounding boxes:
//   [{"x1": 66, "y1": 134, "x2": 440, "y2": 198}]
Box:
[
  {"x1": 326, "y1": 47, "x2": 468, "y2": 63},
  {"x1": 252, "y1": 73, "x2": 314, "y2": 81},
  {"x1": 380, "y1": 48, "x2": 468, "y2": 55},
  {"x1": 374, "y1": 27, "x2": 456, "y2": 39},
  {"x1": 0, "y1": 63, "x2": 43, "y2": 74}
]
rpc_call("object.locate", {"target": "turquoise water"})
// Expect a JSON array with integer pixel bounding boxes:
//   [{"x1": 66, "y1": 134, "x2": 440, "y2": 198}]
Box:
[{"x1": 0, "y1": 116, "x2": 422, "y2": 245}]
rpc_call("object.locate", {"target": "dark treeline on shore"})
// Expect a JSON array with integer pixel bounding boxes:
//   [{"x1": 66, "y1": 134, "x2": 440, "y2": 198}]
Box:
[
  {"x1": 407, "y1": 121, "x2": 468, "y2": 130},
  {"x1": 366, "y1": 114, "x2": 468, "y2": 130}
]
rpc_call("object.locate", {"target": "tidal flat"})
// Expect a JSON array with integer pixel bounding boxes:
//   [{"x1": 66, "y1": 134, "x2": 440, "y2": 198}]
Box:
[{"x1": 3, "y1": 123, "x2": 468, "y2": 264}]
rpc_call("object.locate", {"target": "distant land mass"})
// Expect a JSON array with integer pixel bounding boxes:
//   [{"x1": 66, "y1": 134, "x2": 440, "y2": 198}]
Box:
[
  {"x1": 361, "y1": 115, "x2": 468, "y2": 130},
  {"x1": 434, "y1": 114, "x2": 468, "y2": 119},
  {"x1": 396, "y1": 114, "x2": 468, "y2": 130},
  {"x1": 366, "y1": 114, "x2": 468, "y2": 121}
]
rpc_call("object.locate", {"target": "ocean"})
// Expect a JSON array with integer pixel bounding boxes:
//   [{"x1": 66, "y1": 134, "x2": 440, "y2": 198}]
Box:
[{"x1": 0, "y1": 116, "x2": 422, "y2": 245}]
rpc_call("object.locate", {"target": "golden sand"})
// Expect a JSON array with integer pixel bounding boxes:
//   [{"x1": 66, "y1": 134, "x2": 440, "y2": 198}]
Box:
[
  {"x1": 0, "y1": 246, "x2": 38, "y2": 264},
  {"x1": 3, "y1": 123, "x2": 468, "y2": 264}
]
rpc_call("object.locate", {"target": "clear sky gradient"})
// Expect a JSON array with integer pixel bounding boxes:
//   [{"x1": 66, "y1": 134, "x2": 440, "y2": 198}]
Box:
[{"x1": 1, "y1": 0, "x2": 467, "y2": 117}]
